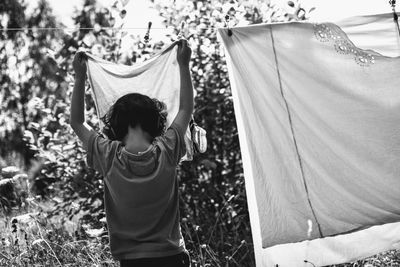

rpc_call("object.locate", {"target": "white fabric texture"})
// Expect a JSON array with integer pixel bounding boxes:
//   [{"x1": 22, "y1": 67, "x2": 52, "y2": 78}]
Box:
[
  {"x1": 336, "y1": 13, "x2": 400, "y2": 57},
  {"x1": 218, "y1": 13, "x2": 400, "y2": 266},
  {"x1": 85, "y1": 43, "x2": 193, "y2": 160}
]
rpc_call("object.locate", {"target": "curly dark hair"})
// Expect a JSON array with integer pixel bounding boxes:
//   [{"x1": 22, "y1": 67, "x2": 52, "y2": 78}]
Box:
[{"x1": 101, "y1": 93, "x2": 168, "y2": 141}]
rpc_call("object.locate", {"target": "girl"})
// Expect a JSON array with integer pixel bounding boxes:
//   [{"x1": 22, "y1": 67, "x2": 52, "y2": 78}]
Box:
[{"x1": 70, "y1": 39, "x2": 193, "y2": 267}]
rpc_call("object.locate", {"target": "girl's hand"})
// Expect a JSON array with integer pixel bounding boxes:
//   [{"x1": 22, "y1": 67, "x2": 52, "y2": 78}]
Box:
[
  {"x1": 73, "y1": 51, "x2": 87, "y2": 78},
  {"x1": 177, "y1": 39, "x2": 191, "y2": 66}
]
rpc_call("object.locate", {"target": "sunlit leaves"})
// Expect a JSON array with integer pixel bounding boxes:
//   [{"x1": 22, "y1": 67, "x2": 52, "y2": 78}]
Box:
[{"x1": 0, "y1": 0, "x2": 315, "y2": 266}]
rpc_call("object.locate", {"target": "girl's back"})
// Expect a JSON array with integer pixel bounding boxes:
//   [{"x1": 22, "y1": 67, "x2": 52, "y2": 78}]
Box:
[
  {"x1": 87, "y1": 122, "x2": 186, "y2": 260},
  {"x1": 70, "y1": 39, "x2": 193, "y2": 266}
]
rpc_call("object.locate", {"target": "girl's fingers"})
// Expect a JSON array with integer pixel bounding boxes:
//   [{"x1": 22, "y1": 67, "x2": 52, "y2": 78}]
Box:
[
  {"x1": 75, "y1": 51, "x2": 86, "y2": 60},
  {"x1": 80, "y1": 52, "x2": 87, "y2": 61},
  {"x1": 77, "y1": 52, "x2": 87, "y2": 63},
  {"x1": 178, "y1": 39, "x2": 188, "y2": 47}
]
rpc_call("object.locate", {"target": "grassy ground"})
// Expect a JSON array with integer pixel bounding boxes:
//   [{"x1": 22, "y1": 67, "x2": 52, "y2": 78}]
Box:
[
  {"x1": 1, "y1": 204, "x2": 399, "y2": 267},
  {"x1": 0, "y1": 155, "x2": 399, "y2": 266}
]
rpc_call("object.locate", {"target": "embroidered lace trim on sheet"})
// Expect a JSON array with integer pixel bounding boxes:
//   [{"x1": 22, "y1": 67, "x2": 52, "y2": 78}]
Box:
[{"x1": 314, "y1": 23, "x2": 375, "y2": 67}]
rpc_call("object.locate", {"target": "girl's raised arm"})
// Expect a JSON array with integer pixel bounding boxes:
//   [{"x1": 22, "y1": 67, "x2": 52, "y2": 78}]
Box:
[
  {"x1": 172, "y1": 39, "x2": 194, "y2": 132},
  {"x1": 69, "y1": 51, "x2": 93, "y2": 150}
]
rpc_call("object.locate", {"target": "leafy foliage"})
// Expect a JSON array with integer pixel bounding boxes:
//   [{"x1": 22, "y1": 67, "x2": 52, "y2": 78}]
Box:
[
  {"x1": 0, "y1": 0, "x2": 314, "y2": 265},
  {"x1": 153, "y1": 0, "x2": 312, "y2": 264},
  {"x1": 3, "y1": 1, "x2": 396, "y2": 267}
]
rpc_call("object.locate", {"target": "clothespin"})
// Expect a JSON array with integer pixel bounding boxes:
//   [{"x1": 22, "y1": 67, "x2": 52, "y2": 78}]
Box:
[
  {"x1": 144, "y1": 21, "x2": 152, "y2": 43},
  {"x1": 390, "y1": 0, "x2": 398, "y2": 20},
  {"x1": 389, "y1": 0, "x2": 399, "y2": 36},
  {"x1": 389, "y1": 0, "x2": 397, "y2": 14},
  {"x1": 177, "y1": 21, "x2": 186, "y2": 39},
  {"x1": 390, "y1": 0, "x2": 396, "y2": 10},
  {"x1": 225, "y1": 14, "x2": 233, "y2": 36}
]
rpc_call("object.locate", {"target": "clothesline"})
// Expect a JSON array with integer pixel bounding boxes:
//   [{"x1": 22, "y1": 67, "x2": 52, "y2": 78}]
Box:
[{"x1": 0, "y1": 26, "x2": 220, "y2": 31}]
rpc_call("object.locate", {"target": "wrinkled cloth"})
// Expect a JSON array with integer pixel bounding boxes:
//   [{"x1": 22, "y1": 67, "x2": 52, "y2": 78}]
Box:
[
  {"x1": 218, "y1": 13, "x2": 400, "y2": 266},
  {"x1": 85, "y1": 43, "x2": 193, "y2": 160},
  {"x1": 337, "y1": 13, "x2": 400, "y2": 57}
]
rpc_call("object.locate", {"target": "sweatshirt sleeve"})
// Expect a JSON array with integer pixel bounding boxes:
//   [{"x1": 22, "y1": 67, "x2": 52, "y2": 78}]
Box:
[
  {"x1": 87, "y1": 131, "x2": 119, "y2": 176},
  {"x1": 159, "y1": 122, "x2": 187, "y2": 165}
]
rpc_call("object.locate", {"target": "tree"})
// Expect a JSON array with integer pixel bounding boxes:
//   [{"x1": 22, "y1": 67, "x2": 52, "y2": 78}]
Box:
[
  {"x1": 151, "y1": 0, "x2": 313, "y2": 265},
  {"x1": 0, "y1": 0, "x2": 313, "y2": 266},
  {"x1": 0, "y1": 0, "x2": 80, "y2": 169}
]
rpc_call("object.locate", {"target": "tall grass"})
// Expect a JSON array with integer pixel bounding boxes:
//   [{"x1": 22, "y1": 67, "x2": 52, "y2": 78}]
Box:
[{"x1": 0, "y1": 160, "x2": 399, "y2": 267}]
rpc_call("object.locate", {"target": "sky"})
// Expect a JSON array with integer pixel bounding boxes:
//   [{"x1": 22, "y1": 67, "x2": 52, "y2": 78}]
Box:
[
  {"x1": 30, "y1": 0, "x2": 163, "y2": 29},
  {"x1": 33, "y1": 0, "x2": 394, "y2": 29},
  {"x1": 25, "y1": 0, "x2": 397, "y2": 54},
  {"x1": 26, "y1": 0, "x2": 168, "y2": 51},
  {"x1": 295, "y1": 0, "x2": 393, "y2": 21}
]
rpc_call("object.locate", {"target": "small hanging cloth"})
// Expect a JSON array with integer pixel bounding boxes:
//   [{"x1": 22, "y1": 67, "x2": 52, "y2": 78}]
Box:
[{"x1": 85, "y1": 42, "x2": 198, "y2": 160}]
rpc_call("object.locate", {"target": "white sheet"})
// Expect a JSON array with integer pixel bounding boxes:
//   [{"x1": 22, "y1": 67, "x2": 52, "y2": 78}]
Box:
[
  {"x1": 219, "y1": 13, "x2": 400, "y2": 266},
  {"x1": 85, "y1": 43, "x2": 194, "y2": 160}
]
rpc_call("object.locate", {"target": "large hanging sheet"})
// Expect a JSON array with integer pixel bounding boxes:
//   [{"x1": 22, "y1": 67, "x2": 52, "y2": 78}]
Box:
[{"x1": 218, "y1": 13, "x2": 400, "y2": 266}]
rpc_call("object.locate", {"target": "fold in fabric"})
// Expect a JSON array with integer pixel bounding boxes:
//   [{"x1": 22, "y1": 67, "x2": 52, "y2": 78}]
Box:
[
  {"x1": 218, "y1": 13, "x2": 400, "y2": 266},
  {"x1": 85, "y1": 42, "x2": 194, "y2": 160},
  {"x1": 336, "y1": 13, "x2": 400, "y2": 57}
]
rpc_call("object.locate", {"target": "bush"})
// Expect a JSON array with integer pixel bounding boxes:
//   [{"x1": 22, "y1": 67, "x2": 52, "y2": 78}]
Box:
[{"x1": 6, "y1": 1, "x2": 397, "y2": 267}]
